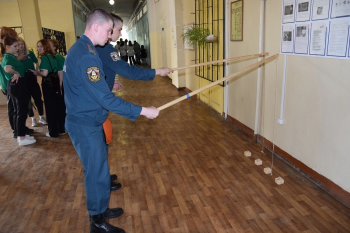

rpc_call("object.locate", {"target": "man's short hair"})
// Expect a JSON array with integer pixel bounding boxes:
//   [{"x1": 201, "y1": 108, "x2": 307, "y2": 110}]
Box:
[
  {"x1": 110, "y1": 13, "x2": 123, "y2": 25},
  {"x1": 86, "y1": 9, "x2": 113, "y2": 29}
]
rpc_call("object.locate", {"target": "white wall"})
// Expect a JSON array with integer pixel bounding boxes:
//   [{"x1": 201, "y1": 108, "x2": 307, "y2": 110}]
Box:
[
  {"x1": 226, "y1": 0, "x2": 261, "y2": 129},
  {"x1": 147, "y1": 0, "x2": 193, "y2": 88},
  {"x1": 225, "y1": 0, "x2": 350, "y2": 193}
]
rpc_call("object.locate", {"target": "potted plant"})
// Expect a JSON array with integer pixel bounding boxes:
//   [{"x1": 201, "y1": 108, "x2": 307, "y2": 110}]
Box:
[{"x1": 182, "y1": 26, "x2": 216, "y2": 47}]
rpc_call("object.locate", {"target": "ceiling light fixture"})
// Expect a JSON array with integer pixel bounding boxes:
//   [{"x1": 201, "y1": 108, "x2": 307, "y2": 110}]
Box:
[{"x1": 109, "y1": 0, "x2": 114, "y2": 5}]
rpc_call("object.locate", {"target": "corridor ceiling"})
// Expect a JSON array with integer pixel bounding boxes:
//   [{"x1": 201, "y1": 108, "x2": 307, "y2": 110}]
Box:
[{"x1": 83, "y1": 0, "x2": 141, "y2": 25}]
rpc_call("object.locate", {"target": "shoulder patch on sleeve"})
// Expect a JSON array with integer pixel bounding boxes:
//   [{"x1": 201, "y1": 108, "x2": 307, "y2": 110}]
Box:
[
  {"x1": 110, "y1": 52, "x2": 121, "y2": 61},
  {"x1": 86, "y1": 67, "x2": 101, "y2": 82}
]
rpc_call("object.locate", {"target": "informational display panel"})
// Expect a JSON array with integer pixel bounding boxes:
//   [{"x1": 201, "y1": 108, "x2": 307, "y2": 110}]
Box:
[
  {"x1": 281, "y1": 0, "x2": 350, "y2": 59},
  {"x1": 231, "y1": 0, "x2": 243, "y2": 41}
]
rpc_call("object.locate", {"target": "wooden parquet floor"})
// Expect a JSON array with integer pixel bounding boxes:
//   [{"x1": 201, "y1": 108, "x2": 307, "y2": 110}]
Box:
[{"x1": 0, "y1": 74, "x2": 350, "y2": 233}]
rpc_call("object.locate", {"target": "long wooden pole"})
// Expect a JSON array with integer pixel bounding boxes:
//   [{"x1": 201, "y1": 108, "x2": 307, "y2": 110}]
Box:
[
  {"x1": 171, "y1": 52, "x2": 269, "y2": 71},
  {"x1": 158, "y1": 54, "x2": 279, "y2": 111}
]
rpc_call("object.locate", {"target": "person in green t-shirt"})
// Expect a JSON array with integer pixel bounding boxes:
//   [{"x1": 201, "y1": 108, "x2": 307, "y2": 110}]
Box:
[
  {"x1": 0, "y1": 36, "x2": 36, "y2": 146},
  {"x1": 17, "y1": 37, "x2": 47, "y2": 127},
  {"x1": 49, "y1": 39, "x2": 66, "y2": 136},
  {"x1": 1, "y1": 26, "x2": 34, "y2": 139},
  {"x1": 0, "y1": 65, "x2": 7, "y2": 94},
  {"x1": 1, "y1": 26, "x2": 20, "y2": 135},
  {"x1": 31, "y1": 39, "x2": 60, "y2": 138}
]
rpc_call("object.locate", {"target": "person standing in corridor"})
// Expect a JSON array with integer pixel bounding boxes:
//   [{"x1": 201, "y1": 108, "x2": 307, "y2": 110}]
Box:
[{"x1": 63, "y1": 9, "x2": 160, "y2": 233}]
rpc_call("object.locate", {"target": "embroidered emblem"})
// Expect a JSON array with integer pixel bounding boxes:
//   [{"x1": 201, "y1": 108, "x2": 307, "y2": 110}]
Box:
[
  {"x1": 110, "y1": 52, "x2": 120, "y2": 61},
  {"x1": 86, "y1": 67, "x2": 101, "y2": 82},
  {"x1": 87, "y1": 44, "x2": 96, "y2": 55}
]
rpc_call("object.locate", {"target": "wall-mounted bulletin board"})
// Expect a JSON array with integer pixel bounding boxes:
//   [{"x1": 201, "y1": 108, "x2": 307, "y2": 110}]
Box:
[
  {"x1": 231, "y1": 0, "x2": 243, "y2": 41},
  {"x1": 281, "y1": 0, "x2": 350, "y2": 59}
]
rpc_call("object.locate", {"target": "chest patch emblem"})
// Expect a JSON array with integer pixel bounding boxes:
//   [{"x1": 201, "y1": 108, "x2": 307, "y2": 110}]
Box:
[
  {"x1": 110, "y1": 52, "x2": 120, "y2": 61},
  {"x1": 86, "y1": 67, "x2": 101, "y2": 83}
]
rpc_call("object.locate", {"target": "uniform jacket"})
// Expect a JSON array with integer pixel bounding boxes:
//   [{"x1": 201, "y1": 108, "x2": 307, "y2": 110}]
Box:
[
  {"x1": 96, "y1": 43, "x2": 156, "y2": 91},
  {"x1": 63, "y1": 35, "x2": 142, "y2": 125}
]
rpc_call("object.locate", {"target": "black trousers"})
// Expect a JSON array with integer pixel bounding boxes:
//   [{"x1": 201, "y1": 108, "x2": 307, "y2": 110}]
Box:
[
  {"x1": 135, "y1": 53, "x2": 141, "y2": 65},
  {"x1": 121, "y1": 56, "x2": 128, "y2": 62},
  {"x1": 8, "y1": 79, "x2": 30, "y2": 137},
  {"x1": 58, "y1": 88, "x2": 66, "y2": 134},
  {"x1": 42, "y1": 85, "x2": 60, "y2": 137},
  {"x1": 2, "y1": 89, "x2": 14, "y2": 131},
  {"x1": 26, "y1": 71, "x2": 44, "y2": 117},
  {"x1": 128, "y1": 56, "x2": 135, "y2": 66}
]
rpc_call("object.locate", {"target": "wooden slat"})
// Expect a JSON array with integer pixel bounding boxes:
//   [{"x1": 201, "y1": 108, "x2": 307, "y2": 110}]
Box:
[
  {"x1": 158, "y1": 54, "x2": 279, "y2": 111},
  {"x1": 172, "y1": 53, "x2": 269, "y2": 71}
]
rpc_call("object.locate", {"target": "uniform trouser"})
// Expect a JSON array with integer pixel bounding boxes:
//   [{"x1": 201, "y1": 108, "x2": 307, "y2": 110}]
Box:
[
  {"x1": 27, "y1": 72, "x2": 44, "y2": 117},
  {"x1": 65, "y1": 118, "x2": 110, "y2": 215},
  {"x1": 8, "y1": 79, "x2": 30, "y2": 137},
  {"x1": 42, "y1": 85, "x2": 60, "y2": 137}
]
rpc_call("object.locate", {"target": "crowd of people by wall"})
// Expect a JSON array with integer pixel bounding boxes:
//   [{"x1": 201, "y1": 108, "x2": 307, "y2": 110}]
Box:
[{"x1": 114, "y1": 38, "x2": 147, "y2": 66}]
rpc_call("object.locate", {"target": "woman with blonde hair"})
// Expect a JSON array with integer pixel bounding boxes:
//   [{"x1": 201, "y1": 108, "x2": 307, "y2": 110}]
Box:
[{"x1": 17, "y1": 37, "x2": 47, "y2": 127}]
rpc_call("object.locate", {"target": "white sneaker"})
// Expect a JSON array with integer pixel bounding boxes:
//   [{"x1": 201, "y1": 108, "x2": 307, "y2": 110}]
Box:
[
  {"x1": 32, "y1": 118, "x2": 38, "y2": 127},
  {"x1": 39, "y1": 117, "x2": 47, "y2": 125},
  {"x1": 17, "y1": 135, "x2": 35, "y2": 142},
  {"x1": 18, "y1": 136, "x2": 36, "y2": 146},
  {"x1": 59, "y1": 132, "x2": 66, "y2": 136},
  {"x1": 46, "y1": 132, "x2": 51, "y2": 137}
]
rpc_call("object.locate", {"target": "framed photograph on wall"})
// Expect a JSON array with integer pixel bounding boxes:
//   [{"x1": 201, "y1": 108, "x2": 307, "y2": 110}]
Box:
[{"x1": 231, "y1": 0, "x2": 243, "y2": 41}]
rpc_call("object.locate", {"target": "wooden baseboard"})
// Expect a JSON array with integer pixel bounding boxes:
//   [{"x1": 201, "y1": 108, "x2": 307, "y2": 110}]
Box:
[
  {"x1": 225, "y1": 115, "x2": 350, "y2": 208},
  {"x1": 225, "y1": 114, "x2": 257, "y2": 142},
  {"x1": 258, "y1": 135, "x2": 350, "y2": 208}
]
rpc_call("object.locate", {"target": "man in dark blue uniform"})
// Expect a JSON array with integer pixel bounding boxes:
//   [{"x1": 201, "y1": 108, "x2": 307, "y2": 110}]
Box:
[
  {"x1": 63, "y1": 9, "x2": 159, "y2": 233},
  {"x1": 95, "y1": 14, "x2": 172, "y2": 185},
  {"x1": 96, "y1": 13, "x2": 173, "y2": 92}
]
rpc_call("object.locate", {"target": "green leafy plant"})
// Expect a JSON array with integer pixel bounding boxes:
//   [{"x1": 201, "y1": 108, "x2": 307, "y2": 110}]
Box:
[{"x1": 182, "y1": 26, "x2": 210, "y2": 47}]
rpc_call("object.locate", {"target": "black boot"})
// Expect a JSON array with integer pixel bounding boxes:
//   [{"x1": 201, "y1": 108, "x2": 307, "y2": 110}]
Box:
[
  {"x1": 110, "y1": 174, "x2": 118, "y2": 182},
  {"x1": 104, "y1": 207, "x2": 124, "y2": 219},
  {"x1": 90, "y1": 214, "x2": 125, "y2": 233},
  {"x1": 111, "y1": 181, "x2": 122, "y2": 191}
]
